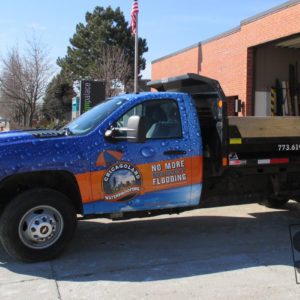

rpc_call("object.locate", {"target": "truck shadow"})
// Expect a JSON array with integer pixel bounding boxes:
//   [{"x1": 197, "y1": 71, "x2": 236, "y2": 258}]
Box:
[{"x1": 0, "y1": 202, "x2": 300, "y2": 283}]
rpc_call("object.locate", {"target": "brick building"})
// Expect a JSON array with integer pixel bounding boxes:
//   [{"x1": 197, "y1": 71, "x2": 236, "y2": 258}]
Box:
[{"x1": 151, "y1": 0, "x2": 300, "y2": 116}]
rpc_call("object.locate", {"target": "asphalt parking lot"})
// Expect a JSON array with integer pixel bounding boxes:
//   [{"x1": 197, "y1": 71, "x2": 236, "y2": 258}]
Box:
[{"x1": 1, "y1": 201, "x2": 300, "y2": 300}]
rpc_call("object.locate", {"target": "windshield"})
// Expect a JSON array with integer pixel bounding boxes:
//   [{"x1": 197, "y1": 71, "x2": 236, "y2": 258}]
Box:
[{"x1": 62, "y1": 97, "x2": 128, "y2": 135}]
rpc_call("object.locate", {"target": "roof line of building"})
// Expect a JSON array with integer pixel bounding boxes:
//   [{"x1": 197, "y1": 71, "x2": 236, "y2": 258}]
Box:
[
  {"x1": 152, "y1": 0, "x2": 300, "y2": 64},
  {"x1": 241, "y1": 0, "x2": 299, "y2": 25}
]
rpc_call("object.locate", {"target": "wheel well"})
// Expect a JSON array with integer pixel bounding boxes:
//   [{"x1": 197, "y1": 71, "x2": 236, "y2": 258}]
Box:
[{"x1": 0, "y1": 171, "x2": 83, "y2": 214}]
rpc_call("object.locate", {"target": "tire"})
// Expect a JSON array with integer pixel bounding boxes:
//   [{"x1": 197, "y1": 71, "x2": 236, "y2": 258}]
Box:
[
  {"x1": 0, "y1": 188, "x2": 77, "y2": 262},
  {"x1": 263, "y1": 195, "x2": 289, "y2": 208}
]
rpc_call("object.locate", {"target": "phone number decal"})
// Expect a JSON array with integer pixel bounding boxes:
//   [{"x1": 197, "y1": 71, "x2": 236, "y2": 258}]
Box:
[{"x1": 278, "y1": 144, "x2": 300, "y2": 151}]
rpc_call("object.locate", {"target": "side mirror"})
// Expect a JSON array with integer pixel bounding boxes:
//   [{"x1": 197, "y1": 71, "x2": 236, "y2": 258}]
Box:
[
  {"x1": 127, "y1": 115, "x2": 146, "y2": 143},
  {"x1": 104, "y1": 115, "x2": 146, "y2": 143}
]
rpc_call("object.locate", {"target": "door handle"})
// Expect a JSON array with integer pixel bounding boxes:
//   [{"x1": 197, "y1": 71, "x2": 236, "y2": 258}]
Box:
[{"x1": 164, "y1": 150, "x2": 187, "y2": 155}]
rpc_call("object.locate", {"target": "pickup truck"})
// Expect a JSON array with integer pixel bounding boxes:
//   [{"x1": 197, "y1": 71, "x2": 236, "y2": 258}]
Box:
[{"x1": 0, "y1": 73, "x2": 300, "y2": 262}]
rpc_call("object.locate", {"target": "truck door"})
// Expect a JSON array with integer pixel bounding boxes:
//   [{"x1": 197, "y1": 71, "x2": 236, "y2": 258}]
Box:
[{"x1": 90, "y1": 96, "x2": 201, "y2": 213}]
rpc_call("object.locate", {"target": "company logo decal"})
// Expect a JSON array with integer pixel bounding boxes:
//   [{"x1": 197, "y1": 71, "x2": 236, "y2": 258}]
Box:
[
  {"x1": 102, "y1": 162, "x2": 143, "y2": 202},
  {"x1": 96, "y1": 150, "x2": 124, "y2": 167}
]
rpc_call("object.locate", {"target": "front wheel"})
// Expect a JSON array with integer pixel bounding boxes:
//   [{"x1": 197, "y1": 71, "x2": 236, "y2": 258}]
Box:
[{"x1": 0, "y1": 188, "x2": 77, "y2": 262}]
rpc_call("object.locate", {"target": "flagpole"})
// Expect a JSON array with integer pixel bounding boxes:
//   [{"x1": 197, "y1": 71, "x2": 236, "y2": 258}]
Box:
[{"x1": 134, "y1": 13, "x2": 139, "y2": 94}]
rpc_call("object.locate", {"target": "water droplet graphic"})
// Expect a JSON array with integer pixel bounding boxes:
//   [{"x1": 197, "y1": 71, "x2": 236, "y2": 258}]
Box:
[{"x1": 140, "y1": 147, "x2": 155, "y2": 158}]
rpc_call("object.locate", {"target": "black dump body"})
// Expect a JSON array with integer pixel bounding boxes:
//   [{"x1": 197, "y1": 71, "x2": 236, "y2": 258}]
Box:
[{"x1": 148, "y1": 73, "x2": 225, "y2": 96}]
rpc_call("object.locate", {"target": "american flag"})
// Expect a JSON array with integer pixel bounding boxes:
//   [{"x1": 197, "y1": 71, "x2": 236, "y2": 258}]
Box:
[{"x1": 131, "y1": 0, "x2": 139, "y2": 35}]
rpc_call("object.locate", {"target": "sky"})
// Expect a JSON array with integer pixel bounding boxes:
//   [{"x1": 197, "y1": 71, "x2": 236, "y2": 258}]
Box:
[{"x1": 0, "y1": 0, "x2": 289, "y2": 79}]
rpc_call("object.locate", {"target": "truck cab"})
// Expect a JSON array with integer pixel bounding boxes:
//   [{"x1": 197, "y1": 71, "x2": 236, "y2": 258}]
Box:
[{"x1": 77, "y1": 92, "x2": 203, "y2": 215}]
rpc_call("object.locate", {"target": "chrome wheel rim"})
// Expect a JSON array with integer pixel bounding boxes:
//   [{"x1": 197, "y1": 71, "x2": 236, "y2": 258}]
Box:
[{"x1": 18, "y1": 205, "x2": 64, "y2": 249}]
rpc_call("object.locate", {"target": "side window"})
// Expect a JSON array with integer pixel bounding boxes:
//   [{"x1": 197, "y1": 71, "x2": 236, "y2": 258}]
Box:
[
  {"x1": 145, "y1": 100, "x2": 182, "y2": 139},
  {"x1": 114, "y1": 99, "x2": 182, "y2": 139}
]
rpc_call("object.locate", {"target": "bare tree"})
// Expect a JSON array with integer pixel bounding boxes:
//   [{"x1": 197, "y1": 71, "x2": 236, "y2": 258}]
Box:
[
  {"x1": 0, "y1": 91, "x2": 26, "y2": 125},
  {"x1": 0, "y1": 39, "x2": 53, "y2": 127},
  {"x1": 92, "y1": 46, "x2": 131, "y2": 98}
]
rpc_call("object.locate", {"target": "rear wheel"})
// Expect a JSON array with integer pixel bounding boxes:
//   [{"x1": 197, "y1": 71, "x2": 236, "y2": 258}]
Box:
[
  {"x1": 263, "y1": 195, "x2": 289, "y2": 208},
  {"x1": 0, "y1": 188, "x2": 77, "y2": 262}
]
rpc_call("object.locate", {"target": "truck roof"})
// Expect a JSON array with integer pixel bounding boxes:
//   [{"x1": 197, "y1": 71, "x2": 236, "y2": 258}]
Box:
[{"x1": 120, "y1": 91, "x2": 186, "y2": 100}]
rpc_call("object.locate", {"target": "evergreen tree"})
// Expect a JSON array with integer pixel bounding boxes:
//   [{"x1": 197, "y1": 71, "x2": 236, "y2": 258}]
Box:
[
  {"x1": 57, "y1": 6, "x2": 148, "y2": 86},
  {"x1": 42, "y1": 72, "x2": 76, "y2": 122}
]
